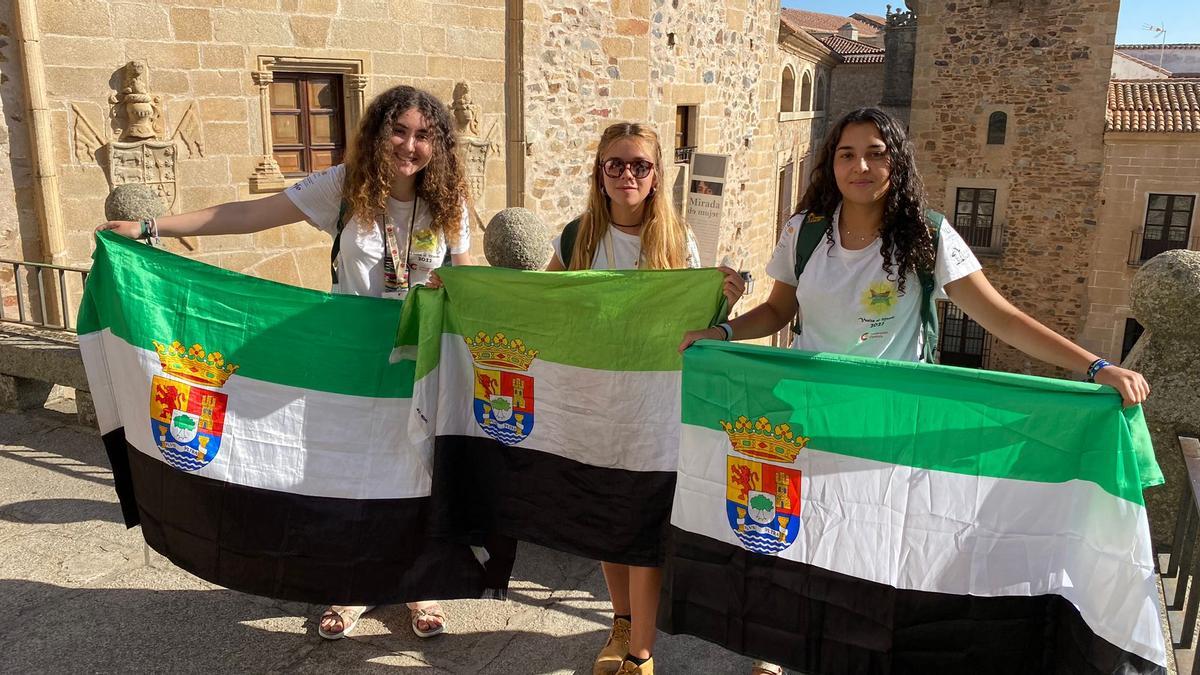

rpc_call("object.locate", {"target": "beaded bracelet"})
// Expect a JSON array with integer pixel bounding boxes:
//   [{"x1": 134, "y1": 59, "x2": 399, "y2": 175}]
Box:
[{"x1": 1086, "y1": 358, "x2": 1111, "y2": 382}]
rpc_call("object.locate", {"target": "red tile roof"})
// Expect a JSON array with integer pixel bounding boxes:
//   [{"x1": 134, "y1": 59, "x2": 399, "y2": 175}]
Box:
[
  {"x1": 780, "y1": 8, "x2": 879, "y2": 37},
  {"x1": 850, "y1": 13, "x2": 887, "y2": 30},
  {"x1": 818, "y1": 34, "x2": 886, "y2": 64},
  {"x1": 1106, "y1": 79, "x2": 1200, "y2": 133},
  {"x1": 1116, "y1": 43, "x2": 1200, "y2": 51}
]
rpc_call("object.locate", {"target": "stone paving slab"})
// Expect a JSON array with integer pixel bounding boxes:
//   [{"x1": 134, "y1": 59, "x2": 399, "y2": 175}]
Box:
[{"x1": 0, "y1": 410, "x2": 751, "y2": 674}]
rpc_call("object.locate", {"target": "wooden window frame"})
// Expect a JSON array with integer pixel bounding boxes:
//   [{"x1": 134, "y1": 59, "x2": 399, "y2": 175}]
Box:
[
  {"x1": 1140, "y1": 193, "x2": 1196, "y2": 262},
  {"x1": 270, "y1": 73, "x2": 346, "y2": 177},
  {"x1": 953, "y1": 187, "x2": 998, "y2": 249}
]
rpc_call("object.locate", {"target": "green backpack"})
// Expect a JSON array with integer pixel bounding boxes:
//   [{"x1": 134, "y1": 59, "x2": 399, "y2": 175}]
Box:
[{"x1": 791, "y1": 210, "x2": 945, "y2": 363}]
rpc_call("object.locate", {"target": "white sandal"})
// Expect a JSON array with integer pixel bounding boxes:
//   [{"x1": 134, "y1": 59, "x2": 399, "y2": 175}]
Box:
[
  {"x1": 317, "y1": 604, "x2": 375, "y2": 640},
  {"x1": 750, "y1": 661, "x2": 784, "y2": 675},
  {"x1": 410, "y1": 604, "x2": 447, "y2": 638}
]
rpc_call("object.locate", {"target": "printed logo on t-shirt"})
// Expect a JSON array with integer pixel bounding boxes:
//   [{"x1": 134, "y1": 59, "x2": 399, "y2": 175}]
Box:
[
  {"x1": 409, "y1": 228, "x2": 442, "y2": 268},
  {"x1": 860, "y1": 281, "x2": 898, "y2": 317}
]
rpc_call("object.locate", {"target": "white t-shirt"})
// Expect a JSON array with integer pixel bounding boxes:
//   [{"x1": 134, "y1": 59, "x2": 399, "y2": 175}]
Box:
[
  {"x1": 552, "y1": 226, "x2": 702, "y2": 270},
  {"x1": 766, "y1": 206, "x2": 982, "y2": 361},
  {"x1": 286, "y1": 164, "x2": 471, "y2": 297}
]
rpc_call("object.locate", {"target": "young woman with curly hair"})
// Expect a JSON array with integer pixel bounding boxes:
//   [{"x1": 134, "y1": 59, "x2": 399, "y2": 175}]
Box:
[
  {"x1": 98, "y1": 84, "x2": 472, "y2": 641},
  {"x1": 679, "y1": 107, "x2": 1148, "y2": 675},
  {"x1": 547, "y1": 122, "x2": 745, "y2": 675}
]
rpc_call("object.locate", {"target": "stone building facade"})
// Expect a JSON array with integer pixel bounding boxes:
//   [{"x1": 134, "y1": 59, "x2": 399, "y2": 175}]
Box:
[
  {"x1": 2, "y1": 0, "x2": 813, "y2": 319},
  {"x1": 1079, "y1": 79, "x2": 1200, "y2": 362},
  {"x1": 907, "y1": 0, "x2": 1119, "y2": 377}
]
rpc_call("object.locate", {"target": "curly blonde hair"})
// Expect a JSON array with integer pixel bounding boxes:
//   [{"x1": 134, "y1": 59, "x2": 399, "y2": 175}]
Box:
[
  {"x1": 342, "y1": 85, "x2": 467, "y2": 248},
  {"x1": 568, "y1": 122, "x2": 688, "y2": 270}
]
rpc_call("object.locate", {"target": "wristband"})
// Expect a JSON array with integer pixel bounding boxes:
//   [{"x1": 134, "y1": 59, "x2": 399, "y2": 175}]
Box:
[
  {"x1": 1086, "y1": 358, "x2": 1110, "y2": 382},
  {"x1": 138, "y1": 218, "x2": 153, "y2": 240},
  {"x1": 717, "y1": 322, "x2": 733, "y2": 341}
]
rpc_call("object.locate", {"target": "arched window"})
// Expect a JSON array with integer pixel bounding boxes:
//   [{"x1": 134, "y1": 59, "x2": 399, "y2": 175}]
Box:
[
  {"x1": 780, "y1": 67, "x2": 795, "y2": 113},
  {"x1": 814, "y1": 73, "x2": 827, "y2": 111},
  {"x1": 800, "y1": 71, "x2": 813, "y2": 112},
  {"x1": 987, "y1": 111, "x2": 1007, "y2": 145}
]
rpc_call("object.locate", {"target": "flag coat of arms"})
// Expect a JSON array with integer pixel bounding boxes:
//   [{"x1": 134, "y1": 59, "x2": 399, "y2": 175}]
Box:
[
  {"x1": 660, "y1": 341, "x2": 1167, "y2": 674},
  {"x1": 396, "y1": 266, "x2": 725, "y2": 566},
  {"x1": 78, "y1": 233, "x2": 513, "y2": 605}
]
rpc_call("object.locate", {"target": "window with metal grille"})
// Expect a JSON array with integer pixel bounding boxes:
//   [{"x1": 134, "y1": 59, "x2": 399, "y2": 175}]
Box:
[
  {"x1": 937, "y1": 303, "x2": 989, "y2": 368},
  {"x1": 954, "y1": 187, "x2": 997, "y2": 249},
  {"x1": 270, "y1": 73, "x2": 345, "y2": 176},
  {"x1": 674, "y1": 105, "x2": 695, "y2": 164},
  {"x1": 987, "y1": 111, "x2": 1007, "y2": 145},
  {"x1": 1140, "y1": 193, "x2": 1194, "y2": 262}
]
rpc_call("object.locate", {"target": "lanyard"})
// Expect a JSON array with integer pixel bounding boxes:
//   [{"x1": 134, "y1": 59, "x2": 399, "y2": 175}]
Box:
[{"x1": 382, "y1": 198, "x2": 418, "y2": 299}]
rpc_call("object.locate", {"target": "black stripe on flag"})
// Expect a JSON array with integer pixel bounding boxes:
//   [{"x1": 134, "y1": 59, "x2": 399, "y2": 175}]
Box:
[
  {"x1": 659, "y1": 527, "x2": 1164, "y2": 675},
  {"x1": 102, "y1": 429, "x2": 515, "y2": 605},
  {"x1": 430, "y1": 435, "x2": 676, "y2": 566}
]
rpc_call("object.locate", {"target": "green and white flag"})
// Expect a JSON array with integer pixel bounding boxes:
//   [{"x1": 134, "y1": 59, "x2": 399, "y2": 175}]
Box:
[
  {"x1": 78, "y1": 232, "x2": 512, "y2": 604},
  {"x1": 396, "y1": 266, "x2": 725, "y2": 565},
  {"x1": 660, "y1": 341, "x2": 1166, "y2": 674}
]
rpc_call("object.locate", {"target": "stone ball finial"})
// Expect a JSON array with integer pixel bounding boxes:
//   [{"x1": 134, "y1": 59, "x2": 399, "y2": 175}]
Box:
[
  {"x1": 1130, "y1": 249, "x2": 1200, "y2": 340},
  {"x1": 104, "y1": 183, "x2": 167, "y2": 222},
  {"x1": 483, "y1": 208, "x2": 552, "y2": 270}
]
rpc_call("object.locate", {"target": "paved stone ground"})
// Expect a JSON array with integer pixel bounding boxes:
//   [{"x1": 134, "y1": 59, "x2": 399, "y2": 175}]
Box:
[{"x1": 0, "y1": 408, "x2": 750, "y2": 674}]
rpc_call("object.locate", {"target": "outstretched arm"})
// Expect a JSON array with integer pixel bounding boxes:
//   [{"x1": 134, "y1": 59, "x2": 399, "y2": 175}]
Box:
[
  {"x1": 945, "y1": 270, "x2": 1149, "y2": 405},
  {"x1": 97, "y1": 192, "x2": 309, "y2": 239},
  {"x1": 679, "y1": 279, "x2": 797, "y2": 351}
]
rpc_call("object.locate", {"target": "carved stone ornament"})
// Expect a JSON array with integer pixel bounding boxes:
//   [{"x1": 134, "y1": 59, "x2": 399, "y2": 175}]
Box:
[
  {"x1": 70, "y1": 61, "x2": 204, "y2": 213},
  {"x1": 451, "y1": 81, "x2": 500, "y2": 207},
  {"x1": 108, "y1": 140, "x2": 178, "y2": 212}
]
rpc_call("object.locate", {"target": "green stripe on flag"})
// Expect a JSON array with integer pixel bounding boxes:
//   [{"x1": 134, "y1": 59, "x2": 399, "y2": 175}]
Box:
[
  {"x1": 682, "y1": 341, "x2": 1161, "y2": 505},
  {"x1": 79, "y1": 232, "x2": 413, "y2": 398},
  {"x1": 400, "y1": 265, "x2": 725, "y2": 379}
]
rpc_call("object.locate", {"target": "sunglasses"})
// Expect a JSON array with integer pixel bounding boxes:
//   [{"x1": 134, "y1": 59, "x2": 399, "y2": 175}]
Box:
[{"x1": 600, "y1": 158, "x2": 655, "y2": 180}]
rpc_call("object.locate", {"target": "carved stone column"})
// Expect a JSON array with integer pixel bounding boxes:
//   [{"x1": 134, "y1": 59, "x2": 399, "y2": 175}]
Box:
[
  {"x1": 249, "y1": 70, "x2": 287, "y2": 193},
  {"x1": 345, "y1": 74, "x2": 369, "y2": 143}
]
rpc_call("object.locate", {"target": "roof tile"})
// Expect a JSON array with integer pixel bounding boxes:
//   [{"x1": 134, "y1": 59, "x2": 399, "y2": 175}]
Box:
[{"x1": 1106, "y1": 79, "x2": 1200, "y2": 133}]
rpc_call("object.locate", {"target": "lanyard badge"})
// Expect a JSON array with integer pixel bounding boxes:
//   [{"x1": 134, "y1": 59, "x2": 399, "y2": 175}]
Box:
[{"x1": 382, "y1": 199, "x2": 418, "y2": 300}]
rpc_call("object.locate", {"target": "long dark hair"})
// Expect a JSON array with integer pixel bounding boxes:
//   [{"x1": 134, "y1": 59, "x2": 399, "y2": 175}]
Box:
[
  {"x1": 342, "y1": 85, "x2": 467, "y2": 248},
  {"x1": 796, "y1": 107, "x2": 935, "y2": 293}
]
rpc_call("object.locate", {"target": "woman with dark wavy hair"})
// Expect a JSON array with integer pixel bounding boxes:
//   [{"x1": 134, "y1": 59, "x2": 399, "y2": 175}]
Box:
[
  {"x1": 680, "y1": 104, "x2": 1150, "y2": 675},
  {"x1": 98, "y1": 84, "x2": 471, "y2": 640}
]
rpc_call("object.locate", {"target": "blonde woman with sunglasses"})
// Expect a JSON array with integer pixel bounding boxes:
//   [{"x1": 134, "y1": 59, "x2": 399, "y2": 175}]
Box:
[{"x1": 547, "y1": 122, "x2": 745, "y2": 675}]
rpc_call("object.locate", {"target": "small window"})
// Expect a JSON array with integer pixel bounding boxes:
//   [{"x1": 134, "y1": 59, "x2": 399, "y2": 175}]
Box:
[
  {"x1": 1140, "y1": 193, "x2": 1195, "y2": 261},
  {"x1": 800, "y1": 71, "x2": 813, "y2": 112},
  {"x1": 986, "y1": 111, "x2": 1007, "y2": 145},
  {"x1": 674, "y1": 105, "x2": 696, "y2": 164},
  {"x1": 938, "y1": 303, "x2": 990, "y2": 368},
  {"x1": 270, "y1": 73, "x2": 346, "y2": 176},
  {"x1": 814, "y1": 73, "x2": 827, "y2": 112},
  {"x1": 1120, "y1": 318, "x2": 1145, "y2": 362},
  {"x1": 954, "y1": 187, "x2": 997, "y2": 248},
  {"x1": 780, "y1": 68, "x2": 795, "y2": 114}
]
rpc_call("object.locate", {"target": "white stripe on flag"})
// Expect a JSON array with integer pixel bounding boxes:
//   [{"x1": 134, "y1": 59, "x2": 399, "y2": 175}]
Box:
[
  {"x1": 415, "y1": 335, "x2": 682, "y2": 472},
  {"x1": 86, "y1": 329, "x2": 430, "y2": 500}
]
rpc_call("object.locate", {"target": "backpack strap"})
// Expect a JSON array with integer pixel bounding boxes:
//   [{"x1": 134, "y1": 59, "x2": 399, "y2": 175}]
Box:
[
  {"x1": 329, "y1": 200, "x2": 349, "y2": 286},
  {"x1": 918, "y1": 209, "x2": 944, "y2": 363},
  {"x1": 559, "y1": 217, "x2": 582, "y2": 268},
  {"x1": 789, "y1": 211, "x2": 832, "y2": 336}
]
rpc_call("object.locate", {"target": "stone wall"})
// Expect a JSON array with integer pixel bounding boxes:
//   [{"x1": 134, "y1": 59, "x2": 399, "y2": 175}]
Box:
[
  {"x1": 826, "y1": 63, "x2": 883, "y2": 124},
  {"x1": 6, "y1": 0, "x2": 507, "y2": 290},
  {"x1": 0, "y1": 2, "x2": 39, "y2": 317},
  {"x1": 1079, "y1": 133, "x2": 1200, "y2": 361},
  {"x1": 909, "y1": 0, "x2": 1117, "y2": 377},
  {"x1": 523, "y1": 0, "x2": 782, "y2": 311}
]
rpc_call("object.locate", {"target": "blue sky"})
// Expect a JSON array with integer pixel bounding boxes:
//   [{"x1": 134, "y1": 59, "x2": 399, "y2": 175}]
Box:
[{"x1": 779, "y1": 1, "x2": 1200, "y2": 44}]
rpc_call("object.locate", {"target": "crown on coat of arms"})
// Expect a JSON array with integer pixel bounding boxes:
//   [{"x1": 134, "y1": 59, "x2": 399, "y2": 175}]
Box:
[
  {"x1": 720, "y1": 415, "x2": 809, "y2": 464},
  {"x1": 465, "y1": 331, "x2": 537, "y2": 371},
  {"x1": 153, "y1": 340, "x2": 239, "y2": 388}
]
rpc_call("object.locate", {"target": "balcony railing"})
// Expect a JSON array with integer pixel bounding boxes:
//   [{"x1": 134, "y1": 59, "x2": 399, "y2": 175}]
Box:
[
  {"x1": 1128, "y1": 228, "x2": 1200, "y2": 266},
  {"x1": 674, "y1": 146, "x2": 696, "y2": 165},
  {"x1": 1, "y1": 259, "x2": 91, "y2": 332}
]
